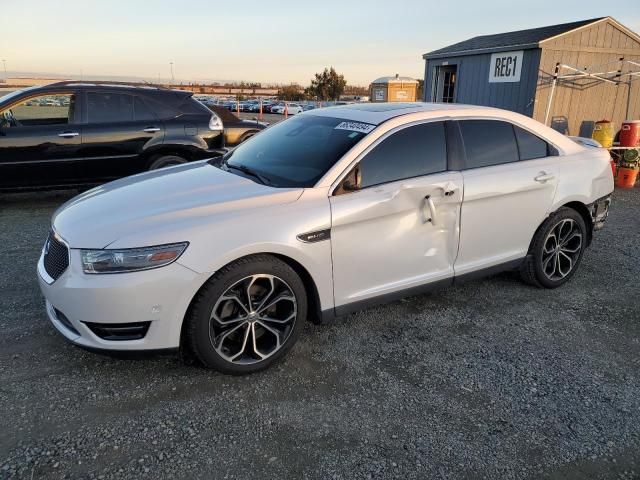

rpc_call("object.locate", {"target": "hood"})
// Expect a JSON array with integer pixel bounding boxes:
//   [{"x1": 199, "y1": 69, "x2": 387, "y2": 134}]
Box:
[{"x1": 52, "y1": 161, "x2": 303, "y2": 248}]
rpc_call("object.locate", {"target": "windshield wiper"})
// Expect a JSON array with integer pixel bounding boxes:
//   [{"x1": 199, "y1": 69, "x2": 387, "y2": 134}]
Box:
[{"x1": 226, "y1": 163, "x2": 272, "y2": 186}]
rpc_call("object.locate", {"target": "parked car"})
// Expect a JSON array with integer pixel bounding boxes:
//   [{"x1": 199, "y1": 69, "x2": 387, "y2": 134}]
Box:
[
  {"x1": 195, "y1": 96, "x2": 217, "y2": 107},
  {"x1": 271, "y1": 102, "x2": 303, "y2": 115},
  {"x1": 247, "y1": 101, "x2": 273, "y2": 113},
  {"x1": 208, "y1": 105, "x2": 267, "y2": 146},
  {"x1": 37, "y1": 103, "x2": 613, "y2": 374},
  {"x1": 302, "y1": 104, "x2": 316, "y2": 111},
  {"x1": 263, "y1": 102, "x2": 281, "y2": 113},
  {"x1": 0, "y1": 82, "x2": 225, "y2": 191}
]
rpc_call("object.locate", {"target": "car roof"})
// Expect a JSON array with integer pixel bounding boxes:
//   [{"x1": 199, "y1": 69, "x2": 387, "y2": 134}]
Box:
[
  {"x1": 9, "y1": 82, "x2": 192, "y2": 98},
  {"x1": 305, "y1": 101, "x2": 583, "y2": 155},
  {"x1": 305, "y1": 102, "x2": 482, "y2": 125}
]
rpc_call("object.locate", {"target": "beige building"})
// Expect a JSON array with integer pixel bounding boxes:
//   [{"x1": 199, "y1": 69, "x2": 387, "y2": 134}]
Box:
[{"x1": 370, "y1": 75, "x2": 419, "y2": 102}]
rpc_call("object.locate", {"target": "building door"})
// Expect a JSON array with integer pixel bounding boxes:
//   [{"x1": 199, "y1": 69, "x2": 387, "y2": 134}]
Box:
[{"x1": 433, "y1": 65, "x2": 457, "y2": 103}]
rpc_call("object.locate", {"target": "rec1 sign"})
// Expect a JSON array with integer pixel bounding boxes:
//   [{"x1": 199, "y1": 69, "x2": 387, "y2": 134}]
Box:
[{"x1": 488, "y1": 50, "x2": 523, "y2": 83}]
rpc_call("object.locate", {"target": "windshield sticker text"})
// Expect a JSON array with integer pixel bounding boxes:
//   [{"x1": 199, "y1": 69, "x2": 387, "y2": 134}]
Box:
[{"x1": 334, "y1": 121, "x2": 375, "y2": 134}]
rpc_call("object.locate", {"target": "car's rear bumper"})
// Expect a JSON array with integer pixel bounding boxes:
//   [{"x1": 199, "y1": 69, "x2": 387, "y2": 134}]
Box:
[{"x1": 589, "y1": 194, "x2": 611, "y2": 231}]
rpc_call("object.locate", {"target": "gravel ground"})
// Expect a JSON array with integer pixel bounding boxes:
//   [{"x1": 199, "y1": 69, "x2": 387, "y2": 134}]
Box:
[{"x1": 1, "y1": 187, "x2": 639, "y2": 480}]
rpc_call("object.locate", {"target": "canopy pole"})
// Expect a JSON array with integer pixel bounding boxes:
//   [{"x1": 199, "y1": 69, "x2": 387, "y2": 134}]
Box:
[{"x1": 544, "y1": 63, "x2": 560, "y2": 126}]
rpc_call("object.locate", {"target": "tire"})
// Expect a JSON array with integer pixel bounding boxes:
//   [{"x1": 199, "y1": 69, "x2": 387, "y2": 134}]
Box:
[
  {"x1": 238, "y1": 131, "x2": 257, "y2": 144},
  {"x1": 148, "y1": 154, "x2": 187, "y2": 170},
  {"x1": 520, "y1": 207, "x2": 587, "y2": 289},
  {"x1": 183, "y1": 254, "x2": 307, "y2": 375}
]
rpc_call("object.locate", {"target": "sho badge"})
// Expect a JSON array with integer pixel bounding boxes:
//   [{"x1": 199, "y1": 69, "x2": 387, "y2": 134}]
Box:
[{"x1": 297, "y1": 229, "x2": 331, "y2": 243}]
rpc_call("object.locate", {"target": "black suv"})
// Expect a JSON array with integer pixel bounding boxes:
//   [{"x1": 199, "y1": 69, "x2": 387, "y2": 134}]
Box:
[{"x1": 0, "y1": 82, "x2": 225, "y2": 191}]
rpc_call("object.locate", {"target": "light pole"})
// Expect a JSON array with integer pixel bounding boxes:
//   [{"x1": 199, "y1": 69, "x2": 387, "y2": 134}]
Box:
[
  {"x1": 2, "y1": 60, "x2": 7, "y2": 80},
  {"x1": 169, "y1": 62, "x2": 174, "y2": 85}
]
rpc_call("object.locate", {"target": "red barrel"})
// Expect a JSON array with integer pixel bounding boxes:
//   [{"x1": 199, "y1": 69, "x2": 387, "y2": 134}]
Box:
[
  {"x1": 620, "y1": 120, "x2": 640, "y2": 147},
  {"x1": 616, "y1": 167, "x2": 638, "y2": 188}
]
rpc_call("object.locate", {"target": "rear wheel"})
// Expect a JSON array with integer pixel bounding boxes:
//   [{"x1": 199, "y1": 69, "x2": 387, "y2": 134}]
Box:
[
  {"x1": 238, "y1": 131, "x2": 258, "y2": 144},
  {"x1": 183, "y1": 255, "x2": 307, "y2": 374},
  {"x1": 148, "y1": 154, "x2": 187, "y2": 170},
  {"x1": 520, "y1": 207, "x2": 587, "y2": 288}
]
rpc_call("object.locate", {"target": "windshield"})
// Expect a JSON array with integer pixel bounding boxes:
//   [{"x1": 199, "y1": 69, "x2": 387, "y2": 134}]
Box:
[{"x1": 221, "y1": 115, "x2": 374, "y2": 188}]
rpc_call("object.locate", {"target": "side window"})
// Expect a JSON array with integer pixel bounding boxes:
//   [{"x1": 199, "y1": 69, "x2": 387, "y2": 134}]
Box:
[
  {"x1": 87, "y1": 92, "x2": 134, "y2": 123},
  {"x1": 359, "y1": 122, "x2": 447, "y2": 188},
  {"x1": 2, "y1": 93, "x2": 75, "y2": 127},
  {"x1": 514, "y1": 125, "x2": 553, "y2": 160},
  {"x1": 459, "y1": 120, "x2": 519, "y2": 169},
  {"x1": 134, "y1": 96, "x2": 157, "y2": 121},
  {"x1": 145, "y1": 98, "x2": 178, "y2": 119}
]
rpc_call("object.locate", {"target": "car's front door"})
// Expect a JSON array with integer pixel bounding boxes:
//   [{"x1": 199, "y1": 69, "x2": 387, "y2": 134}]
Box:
[
  {"x1": 0, "y1": 91, "x2": 83, "y2": 190},
  {"x1": 329, "y1": 121, "x2": 463, "y2": 314},
  {"x1": 453, "y1": 119, "x2": 560, "y2": 275},
  {"x1": 79, "y1": 90, "x2": 165, "y2": 181}
]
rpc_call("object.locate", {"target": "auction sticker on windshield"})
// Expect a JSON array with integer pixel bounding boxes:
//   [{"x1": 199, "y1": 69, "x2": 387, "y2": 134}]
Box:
[{"x1": 334, "y1": 121, "x2": 376, "y2": 134}]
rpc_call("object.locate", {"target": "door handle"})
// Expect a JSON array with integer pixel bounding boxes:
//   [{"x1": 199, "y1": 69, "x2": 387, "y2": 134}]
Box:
[
  {"x1": 143, "y1": 127, "x2": 161, "y2": 133},
  {"x1": 58, "y1": 132, "x2": 79, "y2": 138},
  {"x1": 534, "y1": 172, "x2": 555, "y2": 183},
  {"x1": 424, "y1": 195, "x2": 438, "y2": 226}
]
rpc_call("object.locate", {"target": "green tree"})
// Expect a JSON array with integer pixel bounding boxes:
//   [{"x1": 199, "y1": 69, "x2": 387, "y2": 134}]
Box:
[
  {"x1": 308, "y1": 67, "x2": 347, "y2": 101},
  {"x1": 278, "y1": 84, "x2": 305, "y2": 101}
]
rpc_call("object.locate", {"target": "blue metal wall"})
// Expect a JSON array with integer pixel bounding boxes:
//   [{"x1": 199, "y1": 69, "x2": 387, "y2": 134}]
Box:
[{"x1": 424, "y1": 49, "x2": 541, "y2": 117}]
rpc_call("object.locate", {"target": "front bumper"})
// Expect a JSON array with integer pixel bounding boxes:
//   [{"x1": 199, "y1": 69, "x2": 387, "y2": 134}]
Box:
[{"x1": 38, "y1": 249, "x2": 207, "y2": 351}]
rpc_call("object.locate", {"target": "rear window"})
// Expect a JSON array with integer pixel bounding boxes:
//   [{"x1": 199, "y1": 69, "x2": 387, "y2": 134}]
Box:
[
  {"x1": 144, "y1": 97, "x2": 178, "y2": 119},
  {"x1": 514, "y1": 125, "x2": 550, "y2": 160},
  {"x1": 459, "y1": 120, "x2": 519, "y2": 168},
  {"x1": 134, "y1": 96, "x2": 157, "y2": 121},
  {"x1": 87, "y1": 92, "x2": 134, "y2": 123}
]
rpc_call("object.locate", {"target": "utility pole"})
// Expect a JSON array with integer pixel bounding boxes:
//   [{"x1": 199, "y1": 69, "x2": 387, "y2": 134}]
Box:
[{"x1": 169, "y1": 62, "x2": 174, "y2": 85}]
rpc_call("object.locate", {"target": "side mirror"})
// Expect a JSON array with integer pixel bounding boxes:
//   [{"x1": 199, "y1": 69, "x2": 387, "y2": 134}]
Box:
[{"x1": 335, "y1": 166, "x2": 361, "y2": 195}]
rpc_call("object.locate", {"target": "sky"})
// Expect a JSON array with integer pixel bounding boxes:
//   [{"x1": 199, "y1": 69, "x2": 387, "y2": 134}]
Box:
[{"x1": 1, "y1": 0, "x2": 639, "y2": 86}]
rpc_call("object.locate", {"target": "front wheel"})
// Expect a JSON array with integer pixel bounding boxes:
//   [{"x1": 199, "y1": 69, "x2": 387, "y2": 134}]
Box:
[
  {"x1": 183, "y1": 255, "x2": 307, "y2": 374},
  {"x1": 520, "y1": 207, "x2": 587, "y2": 288}
]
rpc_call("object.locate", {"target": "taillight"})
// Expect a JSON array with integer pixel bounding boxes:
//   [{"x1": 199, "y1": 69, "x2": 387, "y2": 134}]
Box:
[{"x1": 209, "y1": 113, "x2": 223, "y2": 131}]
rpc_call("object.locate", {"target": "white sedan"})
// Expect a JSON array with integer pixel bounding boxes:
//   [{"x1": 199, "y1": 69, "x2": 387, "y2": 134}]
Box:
[
  {"x1": 38, "y1": 103, "x2": 613, "y2": 374},
  {"x1": 271, "y1": 103, "x2": 303, "y2": 115}
]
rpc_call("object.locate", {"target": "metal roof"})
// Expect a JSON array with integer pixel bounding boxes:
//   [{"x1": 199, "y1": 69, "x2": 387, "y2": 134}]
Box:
[
  {"x1": 371, "y1": 76, "x2": 419, "y2": 84},
  {"x1": 423, "y1": 17, "x2": 605, "y2": 59}
]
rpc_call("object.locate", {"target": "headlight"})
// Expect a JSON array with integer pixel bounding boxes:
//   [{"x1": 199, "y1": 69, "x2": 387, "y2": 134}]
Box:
[{"x1": 81, "y1": 242, "x2": 188, "y2": 274}]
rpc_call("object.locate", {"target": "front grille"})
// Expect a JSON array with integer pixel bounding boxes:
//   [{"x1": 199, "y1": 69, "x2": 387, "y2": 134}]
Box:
[
  {"x1": 84, "y1": 322, "x2": 151, "y2": 341},
  {"x1": 43, "y1": 231, "x2": 69, "y2": 281}
]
